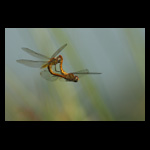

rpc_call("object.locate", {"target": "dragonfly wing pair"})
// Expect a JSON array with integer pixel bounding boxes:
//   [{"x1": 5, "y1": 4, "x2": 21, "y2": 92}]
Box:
[
  {"x1": 40, "y1": 70, "x2": 59, "y2": 81},
  {"x1": 70, "y1": 69, "x2": 102, "y2": 78},
  {"x1": 16, "y1": 44, "x2": 67, "y2": 80},
  {"x1": 17, "y1": 44, "x2": 67, "y2": 68}
]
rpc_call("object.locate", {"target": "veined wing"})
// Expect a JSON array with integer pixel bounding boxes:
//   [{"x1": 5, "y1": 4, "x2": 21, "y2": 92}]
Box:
[
  {"x1": 50, "y1": 43, "x2": 67, "y2": 58},
  {"x1": 70, "y1": 69, "x2": 102, "y2": 79},
  {"x1": 40, "y1": 70, "x2": 59, "y2": 81},
  {"x1": 22, "y1": 43, "x2": 67, "y2": 60},
  {"x1": 22, "y1": 48, "x2": 50, "y2": 60},
  {"x1": 16, "y1": 59, "x2": 48, "y2": 68},
  {"x1": 71, "y1": 69, "x2": 102, "y2": 74}
]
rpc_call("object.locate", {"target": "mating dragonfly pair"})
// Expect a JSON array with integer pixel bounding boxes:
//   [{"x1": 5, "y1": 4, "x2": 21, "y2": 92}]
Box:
[{"x1": 16, "y1": 44, "x2": 101, "y2": 82}]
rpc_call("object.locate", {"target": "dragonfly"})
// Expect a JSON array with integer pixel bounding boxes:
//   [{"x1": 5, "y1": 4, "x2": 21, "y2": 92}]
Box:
[
  {"x1": 17, "y1": 43, "x2": 102, "y2": 82},
  {"x1": 40, "y1": 68, "x2": 102, "y2": 82},
  {"x1": 16, "y1": 44, "x2": 67, "y2": 73},
  {"x1": 40, "y1": 53, "x2": 102, "y2": 82}
]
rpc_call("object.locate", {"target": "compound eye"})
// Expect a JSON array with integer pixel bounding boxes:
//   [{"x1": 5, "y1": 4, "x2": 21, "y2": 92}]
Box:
[
  {"x1": 58, "y1": 55, "x2": 62, "y2": 61},
  {"x1": 74, "y1": 76, "x2": 79, "y2": 82},
  {"x1": 57, "y1": 57, "x2": 61, "y2": 62}
]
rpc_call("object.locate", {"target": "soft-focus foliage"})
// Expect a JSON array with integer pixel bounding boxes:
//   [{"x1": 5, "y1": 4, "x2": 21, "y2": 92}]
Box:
[{"x1": 5, "y1": 28, "x2": 145, "y2": 121}]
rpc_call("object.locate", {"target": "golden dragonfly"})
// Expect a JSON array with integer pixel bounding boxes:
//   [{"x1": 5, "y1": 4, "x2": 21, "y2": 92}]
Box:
[
  {"x1": 17, "y1": 44, "x2": 67, "y2": 71},
  {"x1": 17, "y1": 44, "x2": 102, "y2": 82}
]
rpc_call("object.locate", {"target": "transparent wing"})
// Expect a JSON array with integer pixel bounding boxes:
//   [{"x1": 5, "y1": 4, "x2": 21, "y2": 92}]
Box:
[
  {"x1": 70, "y1": 69, "x2": 102, "y2": 78},
  {"x1": 50, "y1": 43, "x2": 67, "y2": 58},
  {"x1": 70, "y1": 69, "x2": 89, "y2": 74},
  {"x1": 16, "y1": 59, "x2": 48, "y2": 68},
  {"x1": 40, "y1": 70, "x2": 59, "y2": 81},
  {"x1": 22, "y1": 44, "x2": 67, "y2": 60},
  {"x1": 71, "y1": 69, "x2": 102, "y2": 74},
  {"x1": 22, "y1": 48, "x2": 50, "y2": 60}
]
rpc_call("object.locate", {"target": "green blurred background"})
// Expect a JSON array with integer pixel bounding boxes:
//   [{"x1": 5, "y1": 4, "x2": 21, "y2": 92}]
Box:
[{"x1": 5, "y1": 28, "x2": 145, "y2": 121}]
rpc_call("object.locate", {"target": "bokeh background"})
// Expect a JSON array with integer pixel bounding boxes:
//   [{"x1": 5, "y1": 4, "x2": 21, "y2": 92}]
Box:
[{"x1": 5, "y1": 28, "x2": 145, "y2": 121}]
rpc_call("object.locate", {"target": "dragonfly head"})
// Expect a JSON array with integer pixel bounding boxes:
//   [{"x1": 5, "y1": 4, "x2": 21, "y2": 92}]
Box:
[
  {"x1": 57, "y1": 55, "x2": 63, "y2": 63},
  {"x1": 74, "y1": 76, "x2": 79, "y2": 82}
]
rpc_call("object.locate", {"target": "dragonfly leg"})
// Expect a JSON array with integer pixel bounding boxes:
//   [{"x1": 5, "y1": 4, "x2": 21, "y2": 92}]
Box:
[{"x1": 55, "y1": 65, "x2": 60, "y2": 72}]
